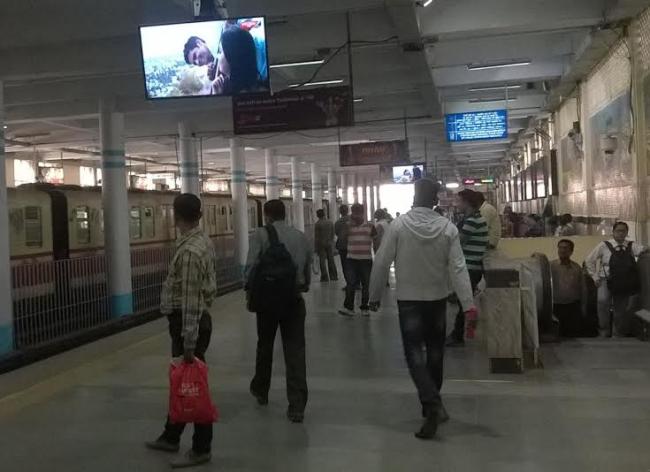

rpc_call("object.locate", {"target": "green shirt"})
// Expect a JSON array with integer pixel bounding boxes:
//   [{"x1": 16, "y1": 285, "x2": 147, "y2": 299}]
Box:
[{"x1": 460, "y1": 211, "x2": 489, "y2": 271}]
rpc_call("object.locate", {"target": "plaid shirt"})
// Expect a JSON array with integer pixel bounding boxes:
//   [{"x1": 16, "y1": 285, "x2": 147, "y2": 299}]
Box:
[{"x1": 160, "y1": 227, "x2": 218, "y2": 350}]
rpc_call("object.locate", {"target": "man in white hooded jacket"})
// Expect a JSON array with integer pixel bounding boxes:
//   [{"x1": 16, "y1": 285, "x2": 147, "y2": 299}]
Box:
[{"x1": 369, "y1": 179, "x2": 475, "y2": 440}]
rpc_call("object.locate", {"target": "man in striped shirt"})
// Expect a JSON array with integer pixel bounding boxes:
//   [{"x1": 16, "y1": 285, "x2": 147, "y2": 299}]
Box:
[
  {"x1": 147, "y1": 193, "x2": 218, "y2": 468},
  {"x1": 339, "y1": 203, "x2": 377, "y2": 317},
  {"x1": 447, "y1": 189, "x2": 488, "y2": 346}
]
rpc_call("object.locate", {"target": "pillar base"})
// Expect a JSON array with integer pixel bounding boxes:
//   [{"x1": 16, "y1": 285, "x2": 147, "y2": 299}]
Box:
[
  {"x1": 110, "y1": 293, "x2": 134, "y2": 318},
  {"x1": 0, "y1": 323, "x2": 13, "y2": 355}
]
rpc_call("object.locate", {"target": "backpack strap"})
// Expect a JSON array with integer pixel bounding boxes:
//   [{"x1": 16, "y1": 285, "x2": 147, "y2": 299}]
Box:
[
  {"x1": 265, "y1": 224, "x2": 280, "y2": 246},
  {"x1": 627, "y1": 241, "x2": 634, "y2": 253},
  {"x1": 604, "y1": 241, "x2": 616, "y2": 254}
]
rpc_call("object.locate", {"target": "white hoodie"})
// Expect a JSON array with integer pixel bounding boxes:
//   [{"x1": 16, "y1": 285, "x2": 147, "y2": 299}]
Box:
[{"x1": 369, "y1": 207, "x2": 474, "y2": 309}]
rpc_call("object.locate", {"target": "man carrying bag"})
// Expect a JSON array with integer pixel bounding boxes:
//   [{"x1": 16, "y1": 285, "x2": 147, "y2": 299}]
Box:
[
  {"x1": 146, "y1": 194, "x2": 218, "y2": 469},
  {"x1": 245, "y1": 200, "x2": 312, "y2": 423}
]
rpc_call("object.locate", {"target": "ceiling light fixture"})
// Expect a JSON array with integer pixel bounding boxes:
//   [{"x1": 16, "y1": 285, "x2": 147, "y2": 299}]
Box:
[
  {"x1": 354, "y1": 98, "x2": 364, "y2": 103},
  {"x1": 270, "y1": 59, "x2": 325, "y2": 69},
  {"x1": 423, "y1": 0, "x2": 434, "y2": 6},
  {"x1": 445, "y1": 182, "x2": 460, "y2": 189},
  {"x1": 468, "y1": 84, "x2": 522, "y2": 92},
  {"x1": 467, "y1": 60, "x2": 531, "y2": 71},
  {"x1": 469, "y1": 96, "x2": 518, "y2": 104},
  {"x1": 288, "y1": 79, "x2": 344, "y2": 88}
]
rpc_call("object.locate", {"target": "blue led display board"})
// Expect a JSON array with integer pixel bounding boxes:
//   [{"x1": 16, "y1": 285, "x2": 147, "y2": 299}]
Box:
[{"x1": 445, "y1": 109, "x2": 508, "y2": 142}]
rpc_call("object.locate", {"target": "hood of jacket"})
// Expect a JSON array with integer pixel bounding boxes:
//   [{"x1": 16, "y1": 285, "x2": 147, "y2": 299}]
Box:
[{"x1": 400, "y1": 207, "x2": 449, "y2": 240}]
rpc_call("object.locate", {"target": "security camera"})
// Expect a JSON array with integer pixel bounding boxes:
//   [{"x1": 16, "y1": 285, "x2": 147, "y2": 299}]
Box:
[{"x1": 193, "y1": 0, "x2": 201, "y2": 17}]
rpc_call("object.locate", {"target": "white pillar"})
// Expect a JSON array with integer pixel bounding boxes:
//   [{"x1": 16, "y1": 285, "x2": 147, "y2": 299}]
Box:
[
  {"x1": 5, "y1": 158, "x2": 14, "y2": 188},
  {"x1": 328, "y1": 168, "x2": 337, "y2": 219},
  {"x1": 0, "y1": 82, "x2": 13, "y2": 353},
  {"x1": 350, "y1": 173, "x2": 358, "y2": 203},
  {"x1": 230, "y1": 139, "x2": 249, "y2": 272},
  {"x1": 99, "y1": 100, "x2": 133, "y2": 318},
  {"x1": 340, "y1": 173, "x2": 348, "y2": 204},
  {"x1": 265, "y1": 149, "x2": 280, "y2": 201},
  {"x1": 179, "y1": 122, "x2": 200, "y2": 196},
  {"x1": 311, "y1": 163, "x2": 323, "y2": 212},
  {"x1": 291, "y1": 157, "x2": 305, "y2": 232}
]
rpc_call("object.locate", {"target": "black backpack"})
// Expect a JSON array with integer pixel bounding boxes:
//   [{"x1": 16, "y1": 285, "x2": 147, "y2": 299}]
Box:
[
  {"x1": 247, "y1": 224, "x2": 297, "y2": 314},
  {"x1": 605, "y1": 241, "x2": 640, "y2": 296}
]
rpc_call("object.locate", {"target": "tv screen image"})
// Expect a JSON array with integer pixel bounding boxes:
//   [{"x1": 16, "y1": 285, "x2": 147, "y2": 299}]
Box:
[
  {"x1": 139, "y1": 17, "x2": 269, "y2": 99},
  {"x1": 392, "y1": 165, "x2": 424, "y2": 184}
]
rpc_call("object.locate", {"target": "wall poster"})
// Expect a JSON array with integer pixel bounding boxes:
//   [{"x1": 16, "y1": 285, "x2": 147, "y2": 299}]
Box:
[{"x1": 589, "y1": 92, "x2": 633, "y2": 188}]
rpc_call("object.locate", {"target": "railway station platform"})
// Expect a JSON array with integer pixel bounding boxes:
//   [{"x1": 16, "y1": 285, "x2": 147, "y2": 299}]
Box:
[{"x1": 1, "y1": 281, "x2": 650, "y2": 472}]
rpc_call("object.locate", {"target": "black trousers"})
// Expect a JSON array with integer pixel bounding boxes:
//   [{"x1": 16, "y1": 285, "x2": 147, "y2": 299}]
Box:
[
  {"x1": 317, "y1": 244, "x2": 338, "y2": 281},
  {"x1": 250, "y1": 298, "x2": 308, "y2": 414},
  {"x1": 554, "y1": 301, "x2": 582, "y2": 337},
  {"x1": 450, "y1": 270, "x2": 483, "y2": 341},
  {"x1": 343, "y1": 259, "x2": 372, "y2": 311},
  {"x1": 397, "y1": 299, "x2": 447, "y2": 410},
  {"x1": 160, "y1": 311, "x2": 213, "y2": 454}
]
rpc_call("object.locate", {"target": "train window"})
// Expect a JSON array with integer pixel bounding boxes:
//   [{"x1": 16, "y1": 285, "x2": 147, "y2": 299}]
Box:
[
  {"x1": 129, "y1": 207, "x2": 142, "y2": 240},
  {"x1": 24, "y1": 206, "x2": 43, "y2": 247},
  {"x1": 74, "y1": 206, "x2": 91, "y2": 244},
  {"x1": 143, "y1": 206, "x2": 155, "y2": 239}
]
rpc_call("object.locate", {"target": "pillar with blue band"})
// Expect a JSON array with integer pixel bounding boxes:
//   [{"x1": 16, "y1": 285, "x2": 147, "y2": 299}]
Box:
[
  {"x1": 100, "y1": 99, "x2": 133, "y2": 318},
  {"x1": 0, "y1": 81, "x2": 14, "y2": 354},
  {"x1": 230, "y1": 139, "x2": 249, "y2": 275},
  {"x1": 179, "y1": 122, "x2": 200, "y2": 196}
]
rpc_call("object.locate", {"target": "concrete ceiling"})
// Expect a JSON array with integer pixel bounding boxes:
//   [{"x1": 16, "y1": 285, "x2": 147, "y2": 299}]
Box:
[{"x1": 2, "y1": 0, "x2": 650, "y2": 183}]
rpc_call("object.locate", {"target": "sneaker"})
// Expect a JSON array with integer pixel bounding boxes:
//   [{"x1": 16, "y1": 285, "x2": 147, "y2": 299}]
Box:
[
  {"x1": 171, "y1": 450, "x2": 211, "y2": 469},
  {"x1": 338, "y1": 308, "x2": 355, "y2": 317},
  {"x1": 421, "y1": 404, "x2": 450, "y2": 423},
  {"x1": 360, "y1": 309, "x2": 370, "y2": 317},
  {"x1": 414, "y1": 412, "x2": 440, "y2": 440},
  {"x1": 145, "y1": 438, "x2": 180, "y2": 453}
]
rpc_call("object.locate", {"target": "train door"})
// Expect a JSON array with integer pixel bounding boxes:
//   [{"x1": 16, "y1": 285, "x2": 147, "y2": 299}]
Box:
[{"x1": 48, "y1": 190, "x2": 70, "y2": 260}]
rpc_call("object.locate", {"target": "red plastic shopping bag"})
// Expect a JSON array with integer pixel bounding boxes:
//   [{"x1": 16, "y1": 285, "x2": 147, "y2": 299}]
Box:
[{"x1": 168, "y1": 359, "x2": 219, "y2": 424}]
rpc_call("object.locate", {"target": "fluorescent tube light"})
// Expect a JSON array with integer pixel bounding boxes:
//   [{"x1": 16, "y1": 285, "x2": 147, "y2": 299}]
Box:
[
  {"x1": 469, "y1": 96, "x2": 518, "y2": 104},
  {"x1": 445, "y1": 182, "x2": 460, "y2": 189},
  {"x1": 468, "y1": 61, "x2": 531, "y2": 71},
  {"x1": 354, "y1": 98, "x2": 364, "y2": 103},
  {"x1": 423, "y1": 0, "x2": 434, "y2": 6},
  {"x1": 270, "y1": 60, "x2": 325, "y2": 69},
  {"x1": 469, "y1": 84, "x2": 522, "y2": 92},
  {"x1": 288, "y1": 79, "x2": 344, "y2": 88}
]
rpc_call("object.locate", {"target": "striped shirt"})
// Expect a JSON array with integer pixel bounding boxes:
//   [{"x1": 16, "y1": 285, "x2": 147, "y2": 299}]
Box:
[
  {"x1": 459, "y1": 211, "x2": 489, "y2": 271},
  {"x1": 160, "y1": 227, "x2": 218, "y2": 350},
  {"x1": 347, "y1": 222, "x2": 377, "y2": 260}
]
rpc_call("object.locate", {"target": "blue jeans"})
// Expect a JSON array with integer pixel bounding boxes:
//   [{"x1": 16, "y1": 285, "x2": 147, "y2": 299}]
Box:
[
  {"x1": 397, "y1": 299, "x2": 447, "y2": 409},
  {"x1": 344, "y1": 259, "x2": 372, "y2": 310}
]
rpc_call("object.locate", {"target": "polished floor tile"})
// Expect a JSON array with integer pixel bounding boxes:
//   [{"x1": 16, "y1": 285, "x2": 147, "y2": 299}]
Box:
[{"x1": 1, "y1": 280, "x2": 650, "y2": 471}]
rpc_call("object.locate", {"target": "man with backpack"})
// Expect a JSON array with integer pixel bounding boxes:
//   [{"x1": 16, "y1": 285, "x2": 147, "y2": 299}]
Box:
[
  {"x1": 245, "y1": 199, "x2": 312, "y2": 423},
  {"x1": 585, "y1": 222, "x2": 646, "y2": 337}
]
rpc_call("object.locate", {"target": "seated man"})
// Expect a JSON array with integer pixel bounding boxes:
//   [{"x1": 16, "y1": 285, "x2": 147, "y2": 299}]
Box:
[{"x1": 551, "y1": 239, "x2": 583, "y2": 337}]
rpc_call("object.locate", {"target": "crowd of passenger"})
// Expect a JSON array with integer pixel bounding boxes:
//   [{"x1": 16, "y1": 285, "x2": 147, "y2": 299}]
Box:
[{"x1": 144, "y1": 183, "x2": 648, "y2": 467}]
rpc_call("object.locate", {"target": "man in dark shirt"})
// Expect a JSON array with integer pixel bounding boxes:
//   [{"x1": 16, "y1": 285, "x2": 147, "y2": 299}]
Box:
[{"x1": 314, "y1": 209, "x2": 338, "y2": 282}]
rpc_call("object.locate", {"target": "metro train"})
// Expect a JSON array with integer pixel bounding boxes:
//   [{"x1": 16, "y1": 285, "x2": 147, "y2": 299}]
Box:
[
  {"x1": 8, "y1": 184, "x2": 325, "y2": 317},
  {"x1": 8, "y1": 183, "x2": 324, "y2": 264}
]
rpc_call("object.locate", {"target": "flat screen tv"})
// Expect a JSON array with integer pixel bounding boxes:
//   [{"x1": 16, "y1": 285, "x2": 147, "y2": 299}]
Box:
[
  {"x1": 139, "y1": 17, "x2": 269, "y2": 99},
  {"x1": 445, "y1": 109, "x2": 508, "y2": 142},
  {"x1": 392, "y1": 164, "x2": 424, "y2": 184}
]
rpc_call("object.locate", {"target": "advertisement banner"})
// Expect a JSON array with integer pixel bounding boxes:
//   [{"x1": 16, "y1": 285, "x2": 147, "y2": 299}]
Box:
[
  {"x1": 232, "y1": 86, "x2": 353, "y2": 135},
  {"x1": 339, "y1": 140, "x2": 408, "y2": 167}
]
